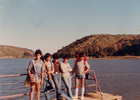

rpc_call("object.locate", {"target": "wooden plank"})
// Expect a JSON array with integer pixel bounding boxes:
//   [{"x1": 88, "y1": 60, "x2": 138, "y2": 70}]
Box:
[
  {"x1": 85, "y1": 92, "x2": 122, "y2": 100},
  {"x1": 51, "y1": 92, "x2": 122, "y2": 100}
]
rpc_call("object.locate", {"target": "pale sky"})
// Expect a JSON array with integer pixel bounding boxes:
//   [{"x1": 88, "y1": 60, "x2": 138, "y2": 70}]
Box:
[{"x1": 0, "y1": 0, "x2": 140, "y2": 54}]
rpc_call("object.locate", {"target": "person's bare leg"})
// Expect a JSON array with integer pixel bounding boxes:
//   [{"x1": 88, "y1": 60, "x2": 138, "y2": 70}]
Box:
[
  {"x1": 35, "y1": 83, "x2": 40, "y2": 100},
  {"x1": 30, "y1": 83, "x2": 35, "y2": 100},
  {"x1": 81, "y1": 78, "x2": 85, "y2": 88},
  {"x1": 75, "y1": 78, "x2": 79, "y2": 88},
  {"x1": 74, "y1": 78, "x2": 79, "y2": 98}
]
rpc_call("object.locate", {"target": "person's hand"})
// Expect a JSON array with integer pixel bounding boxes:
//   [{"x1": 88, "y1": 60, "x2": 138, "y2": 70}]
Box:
[
  {"x1": 30, "y1": 76, "x2": 34, "y2": 82},
  {"x1": 44, "y1": 61, "x2": 47, "y2": 65},
  {"x1": 47, "y1": 70, "x2": 50, "y2": 74},
  {"x1": 41, "y1": 80, "x2": 43, "y2": 85},
  {"x1": 84, "y1": 71, "x2": 87, "y2": 74},
  {"x1": 44, "y1": 69, "x2": 47, "y2": 73},
  {"x1": 70, "y1": 75, "x2": 73, "y2": 79}
]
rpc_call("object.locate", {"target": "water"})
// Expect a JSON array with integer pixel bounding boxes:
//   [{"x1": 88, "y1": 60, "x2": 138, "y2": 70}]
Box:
[{"x1": 0, "y1": 59, "x2": 140, "y2": 100}]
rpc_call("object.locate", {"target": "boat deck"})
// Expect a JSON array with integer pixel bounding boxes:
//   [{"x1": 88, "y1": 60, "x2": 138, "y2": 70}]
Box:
[
  {"x1": 84, "y1": 92, "x2": 122, "y2": 100},
  {"x1": 52, "y1": 92, "x2": 122, "y2": 100}
]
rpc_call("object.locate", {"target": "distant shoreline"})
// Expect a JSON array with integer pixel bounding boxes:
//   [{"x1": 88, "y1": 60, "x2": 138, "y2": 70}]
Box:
[
  {"x1": 69, "y1": 56, "x2": 140, "y2": 59},
  {"x1": 0, "y1": 57, "x2": 35, "y2": 59},
  {"x1": 87, "y1": 56, "x2": 140, "y2": 59},
  {"x1": 1, "y1": 56, "x2": 140, "y2": 59}
]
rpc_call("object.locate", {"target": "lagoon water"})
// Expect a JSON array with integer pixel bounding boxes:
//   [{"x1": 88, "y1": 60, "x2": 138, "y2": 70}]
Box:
[{"x1": 0, "y1": 59, "x2": 140, "y2": 100}]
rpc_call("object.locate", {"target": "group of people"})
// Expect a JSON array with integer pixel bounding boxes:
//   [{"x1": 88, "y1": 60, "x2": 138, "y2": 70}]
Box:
[{"x1": 27, "y1": 49, "x2": 90, "y2": 100}]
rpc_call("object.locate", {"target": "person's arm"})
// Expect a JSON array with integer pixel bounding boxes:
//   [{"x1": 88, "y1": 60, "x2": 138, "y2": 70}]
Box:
[
  {"x1": 51, "y1": 63, "x2": 54, "y2": 75},
  {"x1": 41, "y1": 63, "x2": 45, "y2": 85},
  {"x1": 27, "y1": 61, "x2": 34, "y2": 82},
  {"x1": 45, "y1": 63, "x2": 52, "y2": 80},
  {"x1": 59, "y1": 62, "x2": 62, "y2": 73},
  {"x1": 60, "y1": 62, "x2": 65, "y2": 73},
  {"x1": 84, "y1": 69, "x2": 88, "y2": 74},
  {"x1": 70, "y1": 64, "x2": 76, "y2": 79},
  {"x1": 84, "y1": 62, "x2": 90, "y2": 73},
  {"x1": 44, "y1": 62, "x2": 50, "y2": 74},
  {"x1": 41, "y1": 72, "x2": 44, "y2": 85},
  {"x1": 28, "y1": 70, "x2": 34, "y2": 82},
  {"x1": 67, "y1": 63, "x2": 72, "y2": 72}
]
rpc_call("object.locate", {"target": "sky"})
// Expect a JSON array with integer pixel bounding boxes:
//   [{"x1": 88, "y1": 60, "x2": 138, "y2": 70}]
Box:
[{"x1": 0, "y1": 0, "x2": 140, "y2": 54}]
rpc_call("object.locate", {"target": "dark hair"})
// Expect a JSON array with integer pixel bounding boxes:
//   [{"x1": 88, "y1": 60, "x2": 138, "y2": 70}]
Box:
[
  {"x1": 35, "y1": 49, "x2": 42, "y2": 55},
  {"x1": 52, "y1": 53, "x2": 59, "y2": 59},
  {"x1": 63, "y1": 54, "x2": 69, "y2": 59},
  {"x1": 44, "y1": 53, "x2": 51, "y2": 59},
  {"x1": 79, "y1": 52, "x2": 85, "y2": 57}
]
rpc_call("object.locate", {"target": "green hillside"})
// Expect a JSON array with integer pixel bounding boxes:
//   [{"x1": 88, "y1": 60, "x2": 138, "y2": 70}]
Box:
[
  {"x1": 0, "y1": 45, "x2": 34, "y2": 58},
  {"x1": 56, "y1": 34, "x2": 140, "y2": 58}
]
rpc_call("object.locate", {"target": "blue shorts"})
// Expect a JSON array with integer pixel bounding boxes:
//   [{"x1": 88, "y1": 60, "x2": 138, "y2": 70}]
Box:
[{"x1": 75, "y1": 74, "x2": 85, "y2": 79}]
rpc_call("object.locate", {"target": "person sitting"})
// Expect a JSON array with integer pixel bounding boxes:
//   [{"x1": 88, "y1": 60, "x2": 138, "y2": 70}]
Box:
[
  {"x1": 52, "y1": 54, "x2": 62, "y2": 99},
  {"x1": 60, "y1": 54, "x2": 73, "y2": 99},
  {"x1": 43, "y1": 53, "x2": 55, "y2": 100}
]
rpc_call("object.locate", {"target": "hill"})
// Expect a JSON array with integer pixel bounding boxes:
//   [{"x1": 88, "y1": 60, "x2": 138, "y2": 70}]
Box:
[
  {"x1": 0, "y1": 45, "x2": 34, "y2": 58},
  {"x1": 56, "y1": 34, "x2": 140, "y2": 58}
]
